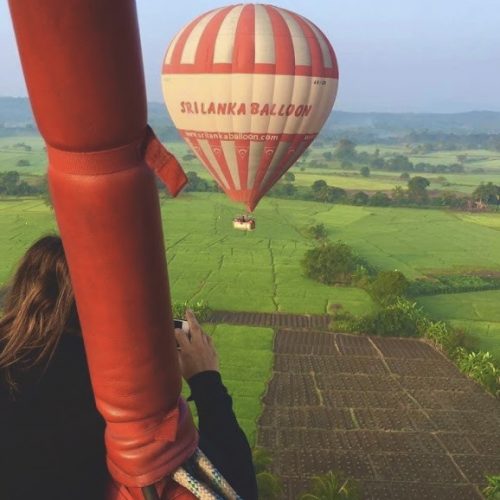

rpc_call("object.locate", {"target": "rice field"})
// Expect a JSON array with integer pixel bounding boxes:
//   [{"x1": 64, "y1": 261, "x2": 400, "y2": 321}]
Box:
[
  {"x1": 202, "y1": 324, "x2": 274, "y2": 445},
  {"x1": 1, "y1": 194, "x2": 500, "y2": 360},
  {"x1": 417, "y1": 290, "x2": 500, "y2": 362},
  {"x1": 0, "y1": 136, "x2": 47, "y2": 174},
  {"x1": 3, "y1": 136, "x2": 500, "y2": 197}
]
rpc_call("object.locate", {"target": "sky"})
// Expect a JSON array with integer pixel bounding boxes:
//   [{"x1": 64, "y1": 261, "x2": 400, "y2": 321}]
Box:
[{"x1": 0, "y1": 0, "x2": 499, "y2": 113}]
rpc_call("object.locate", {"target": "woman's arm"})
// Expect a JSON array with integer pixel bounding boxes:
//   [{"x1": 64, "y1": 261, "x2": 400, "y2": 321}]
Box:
[{"x1": 175, "y1": 311, "x2": 257, "y2": 499}]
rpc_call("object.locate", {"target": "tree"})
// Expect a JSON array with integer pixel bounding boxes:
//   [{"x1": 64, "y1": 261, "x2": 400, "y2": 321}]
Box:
[
  {"x1": 283, "y1": 171, "x2": 295, "y2": 182},
  {"x1": 0, "y1": 171, "x2": 21, "y2": 195},
  {"x1": 325, "y1": 186, "x2": 347, "y2": 203},
  {"x1": 369, "y1": 192, "x2": 391, "y2": 207},
  {"x1": 270, "y1": 180, "x2": 297, "y2": 198},
  {"x1": 386, "y1": 155, "x2": 413, "y2": 172},
  {"x1": 306, "y1": 223, "x2": 328, "y2": 240},
  {"x1": 322, "y1": 151, "x2": 333, "y2": 161},
  {"x1": 370, "y1": 157, "x2": 385, "y2": 170},
  {"x1": 313, "y1": 185, "x2": 346, "y2": 203},
  {"x1": 300, "y1": 149, "x2": 311, "y2": 164},
  {"x1": 407, "y1": 176, "x2": 430, "y2": 204},
  {"x1": 40, "y1": 175, "x2": 53, "y2": 208},
  {"x1": 273, "y1": 182, "x2": 297, "y2": 197},
  {"x1": 473, "y1": 182, "x2": 499, "y2": 205},
  {"x1": 356, "y1": 298, "x2": 425, "y2": 337},
  {"x1": 312, "y1": 179, "x2": 328, "y2": 193},
  {"x1": 438, "y1": 190, "x2": 462, "y2": 208},
  {"x1": 391, "y1": 185, "x2": 407, "y2": 205},
  {"x1": 182, "y1": 153, "x2": 196, "y2": 162},
  {"x1": 16, "y1": 159, "x2": 31, "y2": 167},
  {"x1": 351, "y1": 191, "x2": 369, "y2": 206},
  {"x1": 183, "y1": 171, "x2": 210, "y2": 192},
  {"x1": 399, "y1": 172, "x2": 410, "y2": 181},
  {"x1": 359, "y1": 166, "x2": 370, "y2": 177},
  {"x1": 333, "y1": 139, "x2": 357, "y2": 162},
  {"x1": 370, "y1": 270, "x2": 409, "y2": 305},
  {"x1": 302, "y1": 242, "x2": 358, "y2": 285}
]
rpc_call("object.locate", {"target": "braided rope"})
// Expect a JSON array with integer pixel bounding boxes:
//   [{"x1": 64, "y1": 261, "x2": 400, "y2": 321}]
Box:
[{"x1": 172, "y1": 448, "x2": 242, "y2": 500}]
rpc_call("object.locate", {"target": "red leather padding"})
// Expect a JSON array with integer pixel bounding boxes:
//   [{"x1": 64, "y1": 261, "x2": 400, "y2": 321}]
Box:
[{"x1": 8, "y1": 0, "x2": 197, "y2": 493}]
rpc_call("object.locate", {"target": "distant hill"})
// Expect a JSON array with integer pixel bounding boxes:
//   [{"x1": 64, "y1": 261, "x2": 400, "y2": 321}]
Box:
[
  {"x1": 2, "y1": 96, "x2": 500, "y2": 136},
  {"x1": 0, "y1": 97, "x2": 173, "y2": 129},
  {"x1": 325, "y1": 110, "x2": 500, "y2": 134},
  {"x1": 0, "y1": 97, "x2": 35, "y2": 126}
]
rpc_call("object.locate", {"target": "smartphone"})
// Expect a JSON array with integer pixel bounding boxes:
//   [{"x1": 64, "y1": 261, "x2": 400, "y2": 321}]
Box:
[
  {"x1": 174, "y1": 319, "x2": 190, "y2": 350},
  {"x1": 173, "y1": 319, "x2": 190, "y2": 333}
]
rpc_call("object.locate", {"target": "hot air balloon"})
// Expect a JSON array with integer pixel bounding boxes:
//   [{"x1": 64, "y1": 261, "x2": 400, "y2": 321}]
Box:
[{"x1": 161, "y1": 3, "x2": 339, "y2": 212}]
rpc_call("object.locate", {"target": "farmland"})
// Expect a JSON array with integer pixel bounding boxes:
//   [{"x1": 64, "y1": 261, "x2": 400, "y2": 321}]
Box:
[
  {"x1": 1, "y1": 133, "x2": 500, "y2": 450},
  {"x1": 1, "y1": 195, "x2": 500, "y2": 364},
  {"x1": 3, "y1": 136, "x2": 500, "y2": 196},
  {"x1": 1, "y1": 154, "x2": 500, "y2": 478},
  {"x1": 418, "y1": 290, "x2": 500, "y2": 361},
  {"x1": 0, "y1": 136, "x2": 47, "y2": 174},
  {"x1": 259, "y1": 328, "x2": 500, "y2": 498},
  {"x1": 199, "y1": 324, "x2": 274, "y2": 445}
]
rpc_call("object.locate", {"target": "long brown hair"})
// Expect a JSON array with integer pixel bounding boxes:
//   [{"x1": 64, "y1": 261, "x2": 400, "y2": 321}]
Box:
[{"x1": 0, "y1": 235, "x2": 79, "y2": 390}]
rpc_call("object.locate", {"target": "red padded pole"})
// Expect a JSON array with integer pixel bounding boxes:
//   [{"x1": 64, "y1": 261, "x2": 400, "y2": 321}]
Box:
[{"x1": 8, "y1": 0, "x2": 197, "y2": 495}]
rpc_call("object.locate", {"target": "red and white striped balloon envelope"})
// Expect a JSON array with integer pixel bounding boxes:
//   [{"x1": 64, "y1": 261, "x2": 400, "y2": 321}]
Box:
[{"x1": 161, "y1": 4, "x2": 338, "y2": 211}]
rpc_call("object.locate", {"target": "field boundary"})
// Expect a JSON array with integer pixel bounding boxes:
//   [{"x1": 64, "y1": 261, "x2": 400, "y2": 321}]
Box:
[
  {"x1": 208, "y1": 310, "x2": 331, "y2": 330},
  {"x1": 257, "y1": 329, "x2": 500, "y2": 499}
]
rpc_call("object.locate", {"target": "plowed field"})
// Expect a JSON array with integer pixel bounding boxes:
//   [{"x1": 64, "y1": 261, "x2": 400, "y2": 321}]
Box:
[{"x1": 258, "y1": 330, "x2": 500, "y2": 499}]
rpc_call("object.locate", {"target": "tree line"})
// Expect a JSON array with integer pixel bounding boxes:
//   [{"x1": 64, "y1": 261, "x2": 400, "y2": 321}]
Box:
[
  {"x1": 0, "y1": 171, "x2": 46, "y2": 196},
  {"x1": 319, "y1": 130, "x2": 500, "y2": 152},
  {"x1": 268, "y1": 175, "x2": 500, "y2": 210},
  {"x1": 326, "y1": 139, "x2": 468, "y2": 174},
  {"x1": 2, "y1": 167, "x2": 498, "y2": 212}
]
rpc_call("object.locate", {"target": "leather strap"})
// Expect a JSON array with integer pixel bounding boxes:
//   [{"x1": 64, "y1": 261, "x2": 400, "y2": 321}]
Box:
[{"x1": 47, "y1": 125, "x2": 187, "y2": 197}]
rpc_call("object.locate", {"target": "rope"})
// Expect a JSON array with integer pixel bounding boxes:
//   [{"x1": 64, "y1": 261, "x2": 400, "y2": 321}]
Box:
[{"x1": 172, "y1": 449, "x2": 242, "y2": 500}]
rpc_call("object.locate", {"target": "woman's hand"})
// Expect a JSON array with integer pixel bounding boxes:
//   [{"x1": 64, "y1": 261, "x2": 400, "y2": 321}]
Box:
[{"x1": 175, "y1": 309, "x2": 219, "y2": 381}]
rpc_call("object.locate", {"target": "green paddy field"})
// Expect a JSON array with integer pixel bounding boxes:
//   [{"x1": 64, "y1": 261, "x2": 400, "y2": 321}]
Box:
[
  {"x1": 3, "y1": 137, "x2": 500, "y2": 196},
  {"x1": 2, "y1": 193, "x2": 500, "y2": 441},
  {"x1": 1, "y1": 194, "x2": 500, "y2": 362},
  {"x1": 1, "y1": 132, "x2": 500, "y2": 440}
]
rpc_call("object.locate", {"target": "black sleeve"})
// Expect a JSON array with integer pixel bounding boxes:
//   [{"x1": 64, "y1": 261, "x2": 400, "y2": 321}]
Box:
[{"x1": 187, "y1": 371, "x2": 257, "y2": 500}]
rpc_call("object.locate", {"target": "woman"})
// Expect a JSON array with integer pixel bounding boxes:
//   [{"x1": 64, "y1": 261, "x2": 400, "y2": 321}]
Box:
[
  {"x1": 0, "y1": 236, "x2": 257, "y2": 500},
  {"x1": 0, "y1": 235, "x2": 108, "y2": 499}
]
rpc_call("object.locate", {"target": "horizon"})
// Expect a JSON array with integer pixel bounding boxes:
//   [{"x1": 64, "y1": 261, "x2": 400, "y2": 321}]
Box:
[
  {"x1": 1, "y1": 95, "x2": 499, "y2": 117},
  {"x1": 1, "y1": 1, "x2": 499, "y2": 113}
]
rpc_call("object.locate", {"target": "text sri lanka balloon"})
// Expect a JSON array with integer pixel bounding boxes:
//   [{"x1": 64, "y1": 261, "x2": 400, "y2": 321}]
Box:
[{"x1": 161, "y1": 3, "x2": 339, "y2": 211}]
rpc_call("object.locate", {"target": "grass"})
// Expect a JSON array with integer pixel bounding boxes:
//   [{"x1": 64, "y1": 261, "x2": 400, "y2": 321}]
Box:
[
  {"x1": 0, "y1": 136, "x2": 47, "y2": 174},
  {"x1": 1, "y1": 194, "x2": 500, "y2": 365},
  {"x1": 356, "y1": 145, "x2": 500, "y2": 171},
  {"x1": 3, "y1": 136, "x2": 500, "y2": 195},
  {"x1": 312, "y1": 205, "x2": 500, "y2": 280},
  {"x1": 184, "y1": 324, "x2": 274, "y2": 445},
  {"x1": 417, "y1": 290, "x2": 500, "y2": 362},
  {"x1": 292, "y1": 171, "x2": 398, "y2": 191},
  {"x1": 0, "y1": 198, "x2": 57, "y2": 283},
  {"x1": 293, "y1": 169, "x2": 500, "y2": 194},
  {"x1": 161, "y1": 194, "x2": 374, "y2": 314},
  {"x1": 455, "y1": 212, "x2": 500, "y2": 230}
]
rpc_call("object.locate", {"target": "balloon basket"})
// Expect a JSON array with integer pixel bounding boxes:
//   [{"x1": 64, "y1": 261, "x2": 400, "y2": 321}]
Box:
[{"x1": 232, "y1": 214, "x2": 256, "y2": 231}]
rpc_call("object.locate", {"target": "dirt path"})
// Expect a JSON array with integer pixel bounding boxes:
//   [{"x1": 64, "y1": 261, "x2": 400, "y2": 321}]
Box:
[{"x1": 256, "y1": 328, "x2": 500, "y2": 499}]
